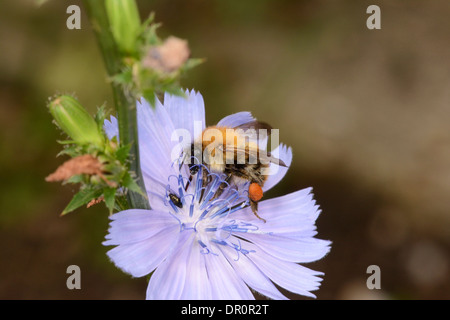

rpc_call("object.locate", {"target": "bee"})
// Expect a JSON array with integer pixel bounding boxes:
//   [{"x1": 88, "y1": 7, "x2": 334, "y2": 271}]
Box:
[{"x1": 181, "y1": 120, "x2": 287, "y2": 222}]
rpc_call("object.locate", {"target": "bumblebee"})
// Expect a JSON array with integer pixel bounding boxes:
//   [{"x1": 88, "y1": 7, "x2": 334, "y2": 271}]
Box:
[{"x1": 182, "y1": 120, "x2": 287, "y2": 222}]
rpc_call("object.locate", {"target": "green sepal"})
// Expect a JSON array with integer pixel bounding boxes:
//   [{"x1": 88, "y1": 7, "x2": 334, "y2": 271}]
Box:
[
  {"x1": 115, "y1": 143, "x2": 131, "y2": 163},
  {"x1": 180, "y1": 58, "x2": 205, "y2": 74},
  {"x1": 140, "y1": 13, "x2": 161, "y2": 47},
  {"x1": 56, "y1": 140, "x2": 77, "y2": 145},
  {"x1": 94, "y1": 104, "x2": 109, "y2": 132},
  {"x1": 113, "y1": 194, "x2": 130, "y2": 212},
  {"x1": 123, "y1": 172, "x2": 147, "y2": 198},
  {"x1": 110, "y1": 69, "x2": 133, "y2": 87},
  {"x1": 64, "y1": 174, "x2": 85, "y2": 185},
  {"x1": 61, "y1": 187, "x2": 103, "y2": 216},
  {"x1": 142, "y1": 89, "x2": 156, "y2": 107},
  {"x1": 103, "y1": 187, "x2": 116, "y2": 214},
  {"x1": 56, "y1": 145, "x2": 81, "y2": 158}
]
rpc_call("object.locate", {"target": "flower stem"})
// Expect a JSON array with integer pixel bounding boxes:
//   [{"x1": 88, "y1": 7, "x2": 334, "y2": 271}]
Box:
[{"x1": 82, "y1": 0, "x2": 150, "y2": 210}]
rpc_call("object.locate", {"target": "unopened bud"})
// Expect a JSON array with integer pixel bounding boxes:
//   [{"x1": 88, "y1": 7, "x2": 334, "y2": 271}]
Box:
[
  {"x1": 106, "y1": 0, "x2": 141, "y2": 54},
  {"x1": 48, "y1": 95, "x2": 104, "y2": 147},
  {"x1": 142, "y1": 36, "x2": 190, "y2": 73}
]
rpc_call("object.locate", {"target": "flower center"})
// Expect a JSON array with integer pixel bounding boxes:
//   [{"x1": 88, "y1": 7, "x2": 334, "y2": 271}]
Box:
[{"x1": 163, "y1": 163, "x2": 258, "y2": 256}]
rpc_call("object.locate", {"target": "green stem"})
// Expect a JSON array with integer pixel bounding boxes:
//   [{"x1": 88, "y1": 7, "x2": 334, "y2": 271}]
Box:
[{"x1": 82, "y1": 0, "x2": 150, "y2": 210}]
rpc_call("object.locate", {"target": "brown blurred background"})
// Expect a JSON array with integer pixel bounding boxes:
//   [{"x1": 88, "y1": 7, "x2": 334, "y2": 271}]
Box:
[{"x1": 0, "y1": 0, "x2": 449, "y2": 299}]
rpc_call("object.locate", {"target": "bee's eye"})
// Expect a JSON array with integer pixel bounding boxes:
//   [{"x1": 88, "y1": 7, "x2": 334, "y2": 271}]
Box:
[{"x1": 189, "y1": 164, "x2": 199, "y2": 175}]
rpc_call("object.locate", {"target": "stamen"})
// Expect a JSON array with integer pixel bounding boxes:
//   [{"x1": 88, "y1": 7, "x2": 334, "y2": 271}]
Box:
[
  {"x1": 208, "y1": 190, "x2": 240, "y2": 219},
  {"x1": 199, "y1": 174, "x2": 223, "y2": 210},
  {"x1": 211, "y1": 239, "x2": 227, "y2": 246},
  {"x1": 195, "y1": 168, "x2": 203, "y2": 202},
  {"x1": 189, "y1": 201, "x2": 195, "y2": 217},
  {"x1": 226, "y1": 201, "x2": 248, "y2": 215},
  {"x1": 208, "y1": 200, "x2": 233, "y2": 220},
  {"x1": 198, "y1": 198, "x2": 229, "y2": 220},
  {"x1": 162, "y1": 158, "x2": 260, "y2": 259}
]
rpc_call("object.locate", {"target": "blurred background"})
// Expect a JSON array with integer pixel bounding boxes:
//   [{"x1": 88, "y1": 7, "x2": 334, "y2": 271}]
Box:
[{"x1": 1, "y1": 0, "x2": 449, "y2": 299}]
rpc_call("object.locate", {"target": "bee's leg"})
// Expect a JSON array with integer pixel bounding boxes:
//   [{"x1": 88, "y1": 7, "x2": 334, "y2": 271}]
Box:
[
  {"x1": 250, "y1": 200, "x2": 266, "y2": 223},
  {"x1": 211, "y1": 173, "x2": 232, "y2": 200},
  {"x1": 200, "y1": 166, "x2": 209, "y2": 201},
  {"x1": 185, "y1": 163, "x2": 200, "y2": 191},
  {"x1": 184, "y1": 175, "x2": 193, "y2": 191}
]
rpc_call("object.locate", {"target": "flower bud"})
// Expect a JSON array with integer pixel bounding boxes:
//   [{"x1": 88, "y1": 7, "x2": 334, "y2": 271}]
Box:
[
  {"x1": 105, "y1": 0, "x2": 141, "y2": 54},
  {"x1": 48, "y1": 95, "x2": 104, "y2": 147},
  {"x1": 142, "y1": 36, "x2": 190, "y2": 73}
]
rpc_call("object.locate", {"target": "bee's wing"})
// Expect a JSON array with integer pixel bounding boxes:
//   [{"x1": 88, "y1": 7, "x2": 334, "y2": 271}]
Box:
[
  {"x1": 234, "y1": 120, "x2": 273, "y2": 132},
  {"x1": 219, "y1": 144, "x2": 288, "y2": 167},
  {"x1": 231, "y1": 120, "x2": 273, "y2": 150}
]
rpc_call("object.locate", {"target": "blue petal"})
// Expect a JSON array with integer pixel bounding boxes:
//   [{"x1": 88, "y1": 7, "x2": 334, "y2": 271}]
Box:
[
  {"x1": 146, "y1": 232, "x2": 194, "y2": 300},
  {"x1": 102, "y1": 100, "x2": 179, "y2": 211},
  {"x1": 179, "y1": 240, "x2": 213, "y2": 299},
  {"x1": 219, "y1": 245, "x2": 288, "y2": 300},
  {"x1": 164, "y1": 89, "x2": 206, "y2": 139},
  {"x1": 262, "y1": 144, "x2": 293, "y2": 192},
  {"x1": 204, "y1": 248, "x2": 255, "y2": 300},
  {"x1": 241, "y1": 233, "x2": 331, "y2": 263},
  {"x1": 103, "y1": 209, "x2": 177, "y2": 245},
  {"x1": 103, "y1": 116, "x2": 119, "y2": 140},
  {"x1": 231, "y1": 188, "x2": 321, "y2": 237},
  {"x1": 217, "y1": 111, "x2": 255, "y2": 128},
  {"x1": 247, "y1": 242, "x2": 326, "y2": 298},
  {"x1": 136, "y1": 98, "x2": 180, "y2": 210},
  {"x1": 105, "y1": 222, "x2": 180, "y2": 278},
  {"x1": 230, "y1": 188, "x2": 331, "y2": 263}
]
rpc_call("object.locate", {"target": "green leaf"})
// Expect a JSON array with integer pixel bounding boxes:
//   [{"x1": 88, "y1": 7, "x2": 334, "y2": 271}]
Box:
[
  {"x1": 94, "y1": 104, "x2": 108, "y2": 128},
  {"x1": 111, "y1": 69, "x2": 133, "y2": 86},
  {"x1": 57, "y1": 140, "x2": 77, "y2": 145},
  {"x1": 114, "y1": 195, "x2": 130, "y2": 211},
  {"x1": 103, "y1": 187, "x2": 116, "y2": 214},
  {"x1": 141, "y1": 12, "x2": 156, "y2": 32},
  {"x1": 61, "y1": 187, "x2": 103, "y2": 216},
  {"x1": 181, "y1": 58, "x2": 205, "y2": 72},
  {"x1": 57, "y1": 145, "x2": 80, "y2": 157},
  {"x1": 142, "y1": 89, "x2": 156, "y2": 107},
  {"x1": 115, "y1": 143, "x2": 131, "y2": 163},
  {"x1": 123, "y1": 172, "x2": 147, "y2": 197},
  {"x1": 64, "y1": 174, "x2": 85, "y2": 185}
]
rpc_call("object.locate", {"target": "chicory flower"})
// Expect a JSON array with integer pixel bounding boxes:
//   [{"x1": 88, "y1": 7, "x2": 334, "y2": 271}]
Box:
[{"x1": 103, "y1": 90, "x2": 331, "y2": 299}]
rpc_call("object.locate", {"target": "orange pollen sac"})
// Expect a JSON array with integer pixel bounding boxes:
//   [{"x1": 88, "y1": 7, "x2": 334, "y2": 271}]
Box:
[{"x1": 249, "y1": 183, "x2": 264, "y2": 202}]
